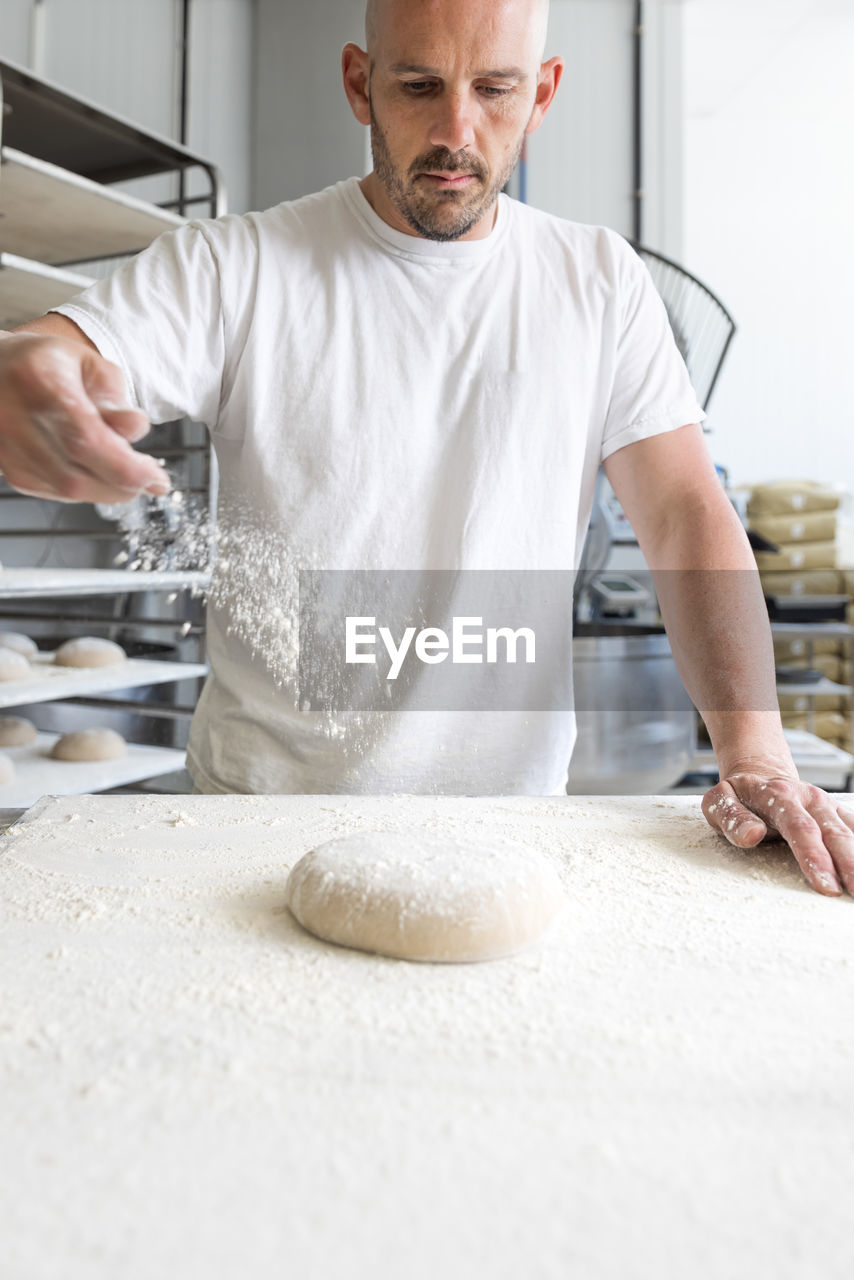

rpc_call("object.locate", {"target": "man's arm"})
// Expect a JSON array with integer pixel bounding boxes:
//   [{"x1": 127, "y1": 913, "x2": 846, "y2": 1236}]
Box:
[
  {"x1": 0, "y1": 315, "x2": 168, "y2": 503},
  {"x1": 604, "y1": 422, "x2": 854, "y2": 897}
]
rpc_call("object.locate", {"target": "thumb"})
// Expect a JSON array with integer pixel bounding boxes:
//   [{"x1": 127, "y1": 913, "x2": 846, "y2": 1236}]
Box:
[{"x1": 703, "y1": 780, "x2": 768, "y2": 847}]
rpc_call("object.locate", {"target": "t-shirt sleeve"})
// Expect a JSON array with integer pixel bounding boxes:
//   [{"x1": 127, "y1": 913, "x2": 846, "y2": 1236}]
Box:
[
  {"x1": 599, "y1": 234, "x2": 706, "y2": 462},
  {"x1": 51, "y1": 220, "x2": 225, "y2": 429}
]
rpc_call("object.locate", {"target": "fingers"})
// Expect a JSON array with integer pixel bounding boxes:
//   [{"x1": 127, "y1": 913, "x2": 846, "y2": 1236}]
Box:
[
  {"x1": 704, "y1": 773, "x2": 854, "y2": 898},
  {"x1": 836, "y1": 804, "x2": 854, "y2": 835},
  {"x1": 34, "y1": 406, "x2": 168, "y2": 496},
  {"x1": 809, "y1": 803, "x2": 854, "y2": 896},
  {"x1": 0, "y1": 335, "x2": 167, "y2": 503},
  {"x1": 11, "y1": 462, "x2": 166, "y2": 507},
  {"x1": 98, "y1": 407, "x2": 152, "y2": 445},
  {"x1": 702, "y1": 781, "x2": 768, "y2": 847}
]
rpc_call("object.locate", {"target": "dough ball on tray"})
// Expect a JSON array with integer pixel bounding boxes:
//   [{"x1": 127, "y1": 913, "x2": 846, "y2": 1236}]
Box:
[
  {"x1": 0, "y1": 632, "x2": 38, "y2": 658},
  {"x1": 51, "y1": 728, "x2": 128, "y2": 762},
  {"x1": 0, "y1": 646, "x2": 31, "y2": 681},
  {"x1": 0, "y1": 715, "x2": 38, "y2": 747},
  {"x1": 53, "y1": 637, "x2": 127, "y2": 668}
]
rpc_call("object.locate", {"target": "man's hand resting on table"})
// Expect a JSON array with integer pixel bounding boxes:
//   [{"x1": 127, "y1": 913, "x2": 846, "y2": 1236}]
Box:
[
  {"x1": 702, "y1": 768, "x2": 854, "y2": 898},
  {"x1": 0, "y1": 322, "x2": 169, "y2": 504}
]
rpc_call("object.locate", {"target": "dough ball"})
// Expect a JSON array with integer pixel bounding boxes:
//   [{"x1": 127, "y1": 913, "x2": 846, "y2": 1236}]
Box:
[
  {"x1": 0, "y1": 646, "x2": 31, "y2": 681},
  {"x1": 0, "y1": 631, "x2": 38, "y2": 658},
  {"x1": 54, "y1": 637, "x2": 127, "y2": 668},
  {"x1": 0, "y1": 751, "x2": 16, "y2": 785},
  {"x1": 50, "y1": 728, "x2": 128, "y2": 762},
  {"x1": 286, "y1": 830, "x2": 566, "y2": 963},
  {"x1": 0, "y1": 715, "x2": 38, "y2": 747}
]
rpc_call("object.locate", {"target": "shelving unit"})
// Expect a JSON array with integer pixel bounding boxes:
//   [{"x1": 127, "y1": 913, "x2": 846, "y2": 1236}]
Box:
[
  {"x1": 1, "y1": 57, "x2": 223, "y2": 309},
  {"x1": 772, "y1": 620, "x2": 854, "y2": 760},
  {"x1": 0, "y1": 253, "x2": 94, "y2": 329},
  {"x1": 0, "y1": 61, "x2": 222, "y2": 805},
  {"x1": 0, "y1": 567, "x2": 209, "y2": 600},
  {"x1": 0, "y1": 571, "x2": 210, "y2": 807},
  {"x1": 0, "y1": 147, "x2": 187, "y2": 266},
  {"x1": 682, "y1": 731, "x2": 854, "y2": 794},
  {"x1": 0, "y1": 653, "x2": 208, "y2": 712},
  {"x1": 1, "y1": 732, "x2": 190, "y2": 810}
]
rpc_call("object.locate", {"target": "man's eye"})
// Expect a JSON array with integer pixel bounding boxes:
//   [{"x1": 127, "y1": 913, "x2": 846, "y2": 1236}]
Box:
[
  {"x1": 479, "y1": 85, "x2": 512, "y2": 97},
  {"x1": 403, "y1": 81, "x2": 435, "y2": 93}
]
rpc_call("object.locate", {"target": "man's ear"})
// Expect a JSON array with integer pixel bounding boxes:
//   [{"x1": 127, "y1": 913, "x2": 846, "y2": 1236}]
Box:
[
  {"x1": 526, "y1": 55, "x2": 564, "y2": 136},
  {"x1": 342, "y1": 43, "x2": 372, "y2": 125}
]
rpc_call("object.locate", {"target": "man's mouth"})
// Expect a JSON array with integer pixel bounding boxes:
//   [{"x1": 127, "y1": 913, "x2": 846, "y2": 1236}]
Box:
[{"x1": 418, "y1": 171, "x2": 479, "y2": 188}]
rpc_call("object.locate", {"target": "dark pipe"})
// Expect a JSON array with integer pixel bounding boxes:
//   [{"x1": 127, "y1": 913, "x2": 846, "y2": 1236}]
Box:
[
  {"x1": 178, "y1": 0, "x2": 191, "y2": 215},
  {"x1": 632, "y1": 0, "x2": 644, "y2": 244}
]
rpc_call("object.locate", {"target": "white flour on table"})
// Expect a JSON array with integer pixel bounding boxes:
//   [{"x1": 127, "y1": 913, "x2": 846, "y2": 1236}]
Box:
[{"x1": 1, "y1": 793, "x2": 852, "y2": 1279}]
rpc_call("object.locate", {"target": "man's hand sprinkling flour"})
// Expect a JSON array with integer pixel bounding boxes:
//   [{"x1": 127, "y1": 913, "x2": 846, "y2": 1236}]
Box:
[{"x1": 0, "y1": 319, "x2": 169, "y2": 504}]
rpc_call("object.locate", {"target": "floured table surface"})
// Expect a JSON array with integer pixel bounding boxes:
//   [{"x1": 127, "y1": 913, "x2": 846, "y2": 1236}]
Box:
[{"x1": 1, "y1": 793, "x2": 852, "y2": 1280}]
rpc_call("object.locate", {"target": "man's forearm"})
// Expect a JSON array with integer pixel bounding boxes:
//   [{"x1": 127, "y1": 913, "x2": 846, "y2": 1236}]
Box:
[{"x1": 649, "y1": 503, "x2": 796, "y2": 779}]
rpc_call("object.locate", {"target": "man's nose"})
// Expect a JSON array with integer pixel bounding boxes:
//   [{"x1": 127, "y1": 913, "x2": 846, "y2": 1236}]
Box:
[{"x1": 428, "y1": 91, "x2": 476, "y2": 154}]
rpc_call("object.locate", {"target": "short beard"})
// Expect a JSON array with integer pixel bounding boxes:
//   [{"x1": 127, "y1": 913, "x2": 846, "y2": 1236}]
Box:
[{"x1": 369, "y1": 96, "x2": 526, "y2": 242}]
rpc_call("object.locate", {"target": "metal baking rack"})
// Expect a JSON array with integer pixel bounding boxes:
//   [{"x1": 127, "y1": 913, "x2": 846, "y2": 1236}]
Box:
[{"x1": 0, "y1": 60, "x2": 223, "y2": 801}]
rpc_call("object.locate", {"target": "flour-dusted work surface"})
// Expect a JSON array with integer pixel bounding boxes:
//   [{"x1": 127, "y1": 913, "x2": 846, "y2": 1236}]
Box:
[{"x1": 1, "y1": 794, "x2": 852, "y2": 1280}]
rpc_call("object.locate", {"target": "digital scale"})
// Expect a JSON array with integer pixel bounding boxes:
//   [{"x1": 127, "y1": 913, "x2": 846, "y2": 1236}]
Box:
[{"x1": 588, "y1": 573, "x2": 651, "y2": 613}]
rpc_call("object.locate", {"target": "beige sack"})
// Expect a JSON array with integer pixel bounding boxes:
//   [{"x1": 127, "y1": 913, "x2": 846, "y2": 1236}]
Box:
[
  {"x1": 780, "y1": 711, "x2": 849, "y2": 741},
  {"x1": 754, "y1": 541, "x2": 837, "y2": 573},
  {"x1": 774, "y1": 636, "x2": 843, "y2": 662},
  {"x1": 778, "y1": 692, "x2": 846, "y2": 716},
  {"x1": 749, "y1": 511, "x2": 837, "y2": 544},
  {"x1": 760, "y1": 568, "x2": 844, "y2": 597},
  {"x1": 747, "y1": 480, "x2": 840, "y2": 518}
]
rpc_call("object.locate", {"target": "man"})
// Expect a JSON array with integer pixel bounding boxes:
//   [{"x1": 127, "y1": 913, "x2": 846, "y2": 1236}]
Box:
[{"x1": 0, "y1": 0, "x2": 852, "y2": 896}]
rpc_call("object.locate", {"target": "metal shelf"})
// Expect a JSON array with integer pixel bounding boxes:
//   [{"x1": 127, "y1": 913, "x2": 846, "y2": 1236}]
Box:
[
  {"x1": 0, "y1": 146, "x2": 186, "y2": 265},
  {"x1": 775, "y1": 678, "x2": 851, "y2": 696},
  {"x1": 0, "y1": 731, "x2": 187, "y2": 808},
  {"x1": 0, "y1": 568, "x2": 209, "y2": 600},
  {"x1": 0, "y1": 57, "x2": 222, "y2": 201},
  {"x1": 0, "y1": 60, "x2": 219, "y2": 795},
  {"x1": 0, "y1": 655, "x2": 208, "y2": 711},
  {"x1": 771, "y1": 621, "x2": 854, "y2": 639},
  {"x1": 0, "y1": 252, "x2": 94, "y2": 328},
  {"x1": 689, "y1": 731, "x2": 853, "y2": 790}
]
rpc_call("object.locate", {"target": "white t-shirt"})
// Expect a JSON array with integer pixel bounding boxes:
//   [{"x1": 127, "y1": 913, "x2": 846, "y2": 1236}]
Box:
[{"x1": 55, "y1": 177, "x2": 704, "y2": 795}]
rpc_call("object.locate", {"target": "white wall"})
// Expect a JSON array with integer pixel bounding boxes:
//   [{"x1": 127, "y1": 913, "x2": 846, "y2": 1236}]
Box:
[
  {"x1": 186, "y1": 0, "x2": 254, "y2": 213},
  {"x1": 527, "y1": 0, "x2": 635, "y2": 236},
  {"x1": 252, "y1": 0, "x2": 366, "y2": 210},
  {"x1": 683, "y1": 0, "x2": 854, "y2": 485},
  {"x1": 524, "y1": 0, "x2": 685, "y2": 254}
]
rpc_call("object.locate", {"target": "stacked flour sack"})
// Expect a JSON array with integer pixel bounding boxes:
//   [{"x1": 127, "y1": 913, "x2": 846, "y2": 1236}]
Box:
[{"x1": 749, "y1": 480, "x2": 851, "y2": 751}]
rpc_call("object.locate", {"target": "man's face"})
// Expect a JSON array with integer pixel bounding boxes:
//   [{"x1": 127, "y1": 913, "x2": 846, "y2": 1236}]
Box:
[{"x1": 362, "y1": 0, "x2": 548, "y2": 242}]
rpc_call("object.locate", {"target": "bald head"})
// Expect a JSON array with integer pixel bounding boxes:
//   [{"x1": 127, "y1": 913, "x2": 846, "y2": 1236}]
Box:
[
  {"x1": 344, "y1": 0, "x2": 563, "y2": 242},
  {"x1": 365, "y1": 0, "x2": 551, "y2": 62}
]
